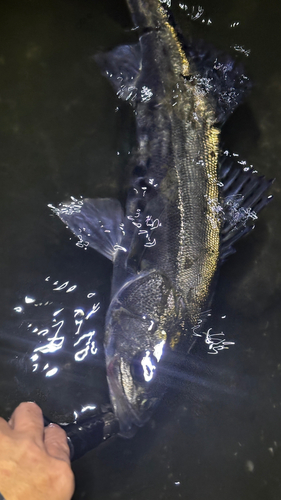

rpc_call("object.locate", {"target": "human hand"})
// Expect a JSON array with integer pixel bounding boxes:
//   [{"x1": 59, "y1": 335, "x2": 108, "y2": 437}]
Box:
[{"x1": 0, "y1": 402, "x2": 75, "y2": 500}]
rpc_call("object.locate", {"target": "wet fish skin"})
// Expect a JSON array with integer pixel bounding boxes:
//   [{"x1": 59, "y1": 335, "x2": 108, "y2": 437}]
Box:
[
  {"x1": 102, "y1": 0, "x2": 222, "y2": 436},
  {"x1": 54, "y1": 0, "x2": 259, "y2": 438}
]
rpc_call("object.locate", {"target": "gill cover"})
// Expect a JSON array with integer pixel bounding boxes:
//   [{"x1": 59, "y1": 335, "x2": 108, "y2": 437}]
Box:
[{"x1": 105, "y1": 270, "x2": 178, "y2": 436}]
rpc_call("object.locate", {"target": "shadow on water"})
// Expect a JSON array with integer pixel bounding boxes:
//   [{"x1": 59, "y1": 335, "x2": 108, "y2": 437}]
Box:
[{"x1": 221, "y1": 103, "x2": 261, "y2": 155}]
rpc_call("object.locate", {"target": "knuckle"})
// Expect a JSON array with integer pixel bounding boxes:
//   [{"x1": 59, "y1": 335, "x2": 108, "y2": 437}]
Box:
[
  {"x1": 20, "y1": 439, "x2": 43, "y2": 461},
  {"x1": 59, "y1": 464, "x2": 75, "y2": 490},
  {"x1": 49, "y1": 460, "x2": 74, "y2": 486},
  {"x1": 58, "y1": 460, "x2": 72, "y2": 476}
]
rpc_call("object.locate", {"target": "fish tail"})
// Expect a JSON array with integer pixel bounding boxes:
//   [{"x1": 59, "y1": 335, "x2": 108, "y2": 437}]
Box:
[{"x1": 126, "y1": 0, "x2": 168, "y2": 29}]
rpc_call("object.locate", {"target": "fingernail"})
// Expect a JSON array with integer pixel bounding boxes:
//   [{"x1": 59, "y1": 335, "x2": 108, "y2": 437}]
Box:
[{"x1": 48, "y1": 423, "x2": 60, "y2": 429}]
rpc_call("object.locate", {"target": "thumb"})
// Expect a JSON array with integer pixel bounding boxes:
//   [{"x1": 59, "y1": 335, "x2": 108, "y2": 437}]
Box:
[{"x1": 44, "y1": 424, "x2": 71, "y2": 464}]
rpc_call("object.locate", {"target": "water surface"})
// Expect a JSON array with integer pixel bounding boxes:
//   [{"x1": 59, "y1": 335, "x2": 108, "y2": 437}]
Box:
[{"x1": 0, "y1": 0, "x2": 280, "y2": 499}]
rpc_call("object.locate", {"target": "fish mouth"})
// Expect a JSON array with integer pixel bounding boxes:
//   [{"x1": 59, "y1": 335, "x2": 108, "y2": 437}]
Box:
[{"x1": 106, "y1": 354, "x2": 151, "y2": 437}]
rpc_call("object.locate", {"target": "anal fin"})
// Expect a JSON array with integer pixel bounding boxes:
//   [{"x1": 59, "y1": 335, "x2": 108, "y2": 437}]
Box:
[{"x1": 219, "y1": 156, "x2": 274, "y2": 262}]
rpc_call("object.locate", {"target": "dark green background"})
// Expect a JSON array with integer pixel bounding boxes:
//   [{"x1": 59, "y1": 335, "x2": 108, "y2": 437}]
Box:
[{"x1": 0, "y1": 0, "x2": 280, "y2": 499}]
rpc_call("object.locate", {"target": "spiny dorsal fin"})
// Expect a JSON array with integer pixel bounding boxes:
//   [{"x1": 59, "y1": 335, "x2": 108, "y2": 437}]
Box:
[{"x1": 95, "y1": 43, "x2": 141, "y2": 102}]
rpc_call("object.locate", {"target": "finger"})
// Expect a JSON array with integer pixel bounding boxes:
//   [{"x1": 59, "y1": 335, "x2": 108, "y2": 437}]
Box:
[
  {"x1": 0, "y1": 416, "x2": 11, "y2": 433},
  {"x1": 10, "y1": 402, "x2": 44, "y2": 445},
  {"x1": 44, "y1": 424, "x2": 71, "y2": 464},
  {"x1": 8, "y1": 412, "x2": 16, "y2": 429}
]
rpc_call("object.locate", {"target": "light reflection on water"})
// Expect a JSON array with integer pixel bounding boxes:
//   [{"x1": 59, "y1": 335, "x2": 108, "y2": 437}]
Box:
[
  {"x1": 0, "y1": 0, "x2": 279, "y2": 498},
  {"x1": 13, "y1": 277, "x2": 101, "y2": 378}
]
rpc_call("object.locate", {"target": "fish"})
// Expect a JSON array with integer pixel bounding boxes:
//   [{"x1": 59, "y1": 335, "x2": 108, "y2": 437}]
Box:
[{"x1": 52, "y1": 0, "x2": 272, "y2": 439}]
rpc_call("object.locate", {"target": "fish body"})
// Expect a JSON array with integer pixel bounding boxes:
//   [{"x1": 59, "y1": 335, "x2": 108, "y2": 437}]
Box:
[
  {"x1": 55, "y1": 0, "x2": 271, "y2": 438},
  {"x1": 104, "y1": 0, "x2": 221, "y2": 436}
]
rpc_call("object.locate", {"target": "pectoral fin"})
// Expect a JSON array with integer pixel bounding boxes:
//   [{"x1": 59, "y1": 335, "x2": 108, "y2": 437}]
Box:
[{"x1": 52, "y1": 198, "x2": 125, "y2": 261}]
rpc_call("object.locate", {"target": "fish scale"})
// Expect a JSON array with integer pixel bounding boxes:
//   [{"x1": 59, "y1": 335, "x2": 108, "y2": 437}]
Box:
[{"x1": 53, "y1": 0, "x2": 272, "y2": 448}]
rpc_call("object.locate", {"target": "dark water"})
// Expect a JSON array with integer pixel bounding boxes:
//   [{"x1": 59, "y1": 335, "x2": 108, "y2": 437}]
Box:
[{"x1": 0, "y1": 0, "x2": 281, "y2": 498}]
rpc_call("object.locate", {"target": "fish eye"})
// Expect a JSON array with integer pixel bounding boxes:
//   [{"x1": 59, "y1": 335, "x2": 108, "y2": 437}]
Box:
[
  {"x1": 130, "y1": 350, "x2": 158, "y2": 383},
  {"x1": 137, "y1": 396, "x2": 155, "y2": 412}
]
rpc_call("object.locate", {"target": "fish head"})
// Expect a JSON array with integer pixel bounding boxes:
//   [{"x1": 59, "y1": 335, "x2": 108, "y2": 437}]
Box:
[{"x1": 105, "y1": 271, "x2": 177, "y2": 437}]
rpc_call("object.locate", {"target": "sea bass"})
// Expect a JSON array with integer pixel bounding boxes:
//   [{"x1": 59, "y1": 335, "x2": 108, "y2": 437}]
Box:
[{"x1": 54, "y1": 0, "x2": 271, "y2": 438}]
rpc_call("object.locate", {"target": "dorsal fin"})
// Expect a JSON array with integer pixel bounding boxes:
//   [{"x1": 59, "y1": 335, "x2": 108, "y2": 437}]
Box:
[{"x1": 94, "y1": 43, "x2": 141, "y2": 102}]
